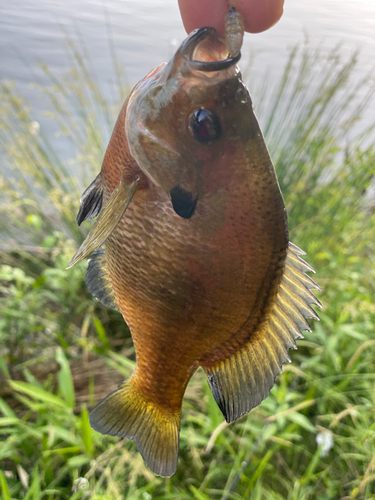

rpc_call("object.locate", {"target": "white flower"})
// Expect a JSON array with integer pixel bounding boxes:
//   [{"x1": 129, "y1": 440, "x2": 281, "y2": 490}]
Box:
[
  {"x1": 29, "y1": 121, "x2": 40, "y2": 135},
  {"x1": 316, "y1": 430, "x2": 333, "y2": 457},
  {"x1": 72, "y1": 477, "x2": 89, "y2": 491}
]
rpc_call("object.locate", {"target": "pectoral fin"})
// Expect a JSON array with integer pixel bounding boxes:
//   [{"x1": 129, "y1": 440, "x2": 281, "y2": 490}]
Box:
[
  {"x1": 67, "y1": 177, "x2": 140, "y2": 269},
  {"x1": 202, "y1": 242, "x2": 321, "y2": 423},
  {"x1": 85, "y1": 248, "x2": 119, "y2": 311}
]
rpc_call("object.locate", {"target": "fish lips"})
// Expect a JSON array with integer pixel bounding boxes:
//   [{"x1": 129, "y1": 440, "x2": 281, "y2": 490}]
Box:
[
  {"x1": 180, "y1": 26, "x2": 241, "y2": 73},
  {"x1": 170, "y1": 186, "x2": 198, "y2": 219}
]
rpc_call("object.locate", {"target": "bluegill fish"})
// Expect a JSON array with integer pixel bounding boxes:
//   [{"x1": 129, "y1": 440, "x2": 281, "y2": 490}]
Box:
[{"x1": 68, "y1": 22, "x2": 321, "y2": 477}]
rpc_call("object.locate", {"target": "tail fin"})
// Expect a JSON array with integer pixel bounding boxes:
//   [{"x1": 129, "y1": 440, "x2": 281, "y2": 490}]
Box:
[{"x1": 89, "y1": 377, "x2": 180, "y2": 477}]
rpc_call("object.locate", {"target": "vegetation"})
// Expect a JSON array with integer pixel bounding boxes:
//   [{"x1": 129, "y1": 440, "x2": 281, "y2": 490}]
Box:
[{"x1": 1, "y1": 41, "x2": 375, "y2": 499}]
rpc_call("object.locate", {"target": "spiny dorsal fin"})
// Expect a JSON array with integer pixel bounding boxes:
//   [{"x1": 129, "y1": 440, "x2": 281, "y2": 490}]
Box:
[
  {"x1": 77, "y1": 174, "x2": 104, "y2": 226},
  {"x1": 86, "y1": 248, "x2": 119, "y2": 311},
  {"x1": 67, "y1": 177, "x2": 141, "y2": 269},
  {"x1": 203, "y1": 242, "x2": 321, "y2": 423},
  {"x1": 90, "y1": 377, "x2": 181, "y2": 477}
]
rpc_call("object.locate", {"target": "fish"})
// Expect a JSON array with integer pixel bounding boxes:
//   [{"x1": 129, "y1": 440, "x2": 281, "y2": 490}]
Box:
[{"x1": 67, "y1": 17, "x2": 321, "y2": 478}]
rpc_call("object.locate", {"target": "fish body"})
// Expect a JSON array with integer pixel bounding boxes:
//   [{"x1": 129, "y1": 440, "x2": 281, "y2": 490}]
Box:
[{"x1": 69, "y1": 27, "x2": 320, "y2": 477}]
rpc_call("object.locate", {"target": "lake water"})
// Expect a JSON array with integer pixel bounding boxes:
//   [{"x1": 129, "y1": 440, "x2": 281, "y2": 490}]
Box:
[{"x1": 1, "y1": 0, "x2": 375, "y2": 142}]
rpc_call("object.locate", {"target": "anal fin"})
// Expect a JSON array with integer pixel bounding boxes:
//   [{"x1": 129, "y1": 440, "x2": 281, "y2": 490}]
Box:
[
  {"x1": 77, "y1": 174, "x2": 104, "y2": 226},
  {"x1": 86, "y1": 248, "x2": 118, "y2": 311},
  {"x1": 203, "y1": 242, "x2": 321, "y2": 423},
  {"x1": 90, "y1": 377, "x2": 180, "y2": 477}
]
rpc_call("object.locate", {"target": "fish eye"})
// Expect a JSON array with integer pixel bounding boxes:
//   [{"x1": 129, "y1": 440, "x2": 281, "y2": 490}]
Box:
[{"x1": 188, "y1": 108, "x2": 221, "y2": 143}]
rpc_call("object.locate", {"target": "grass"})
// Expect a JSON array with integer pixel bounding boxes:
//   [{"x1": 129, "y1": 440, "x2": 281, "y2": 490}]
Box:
[{"x1": 1, "y1": 39, "x2": 375, "y2": 499}]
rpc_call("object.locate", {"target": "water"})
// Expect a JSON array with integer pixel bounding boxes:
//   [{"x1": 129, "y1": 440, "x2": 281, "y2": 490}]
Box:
[{"x1": 1, "y1": 0, "x2": 375, "y2": 139}]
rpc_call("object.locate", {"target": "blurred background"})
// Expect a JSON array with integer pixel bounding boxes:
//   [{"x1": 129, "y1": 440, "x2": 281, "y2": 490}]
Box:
[
  {"x1": 1, "y1": 1, "x2": 375, "y2": 499},
  {"x1": 2, "y1": 0, "x2": 375, "y2": 140}
]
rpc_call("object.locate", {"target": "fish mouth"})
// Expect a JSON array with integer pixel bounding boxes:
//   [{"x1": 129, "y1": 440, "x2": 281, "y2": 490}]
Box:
[{"x1": 181, "y1": 27, "x2": 241, "y2": 72}]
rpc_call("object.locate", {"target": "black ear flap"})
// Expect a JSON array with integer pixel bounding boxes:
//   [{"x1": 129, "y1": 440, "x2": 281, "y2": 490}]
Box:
[
  {"x1": 77, "y1": 174, "x2": 104, "y2": 225},
  {"x1": 170, "y1": 186, "x2": 197, "y2": 219}
]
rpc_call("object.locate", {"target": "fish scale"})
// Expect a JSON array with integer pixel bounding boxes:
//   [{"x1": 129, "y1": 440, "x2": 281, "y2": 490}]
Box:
[{"x1": 68, "y1": 18, "x2": 321, "y2": 477}]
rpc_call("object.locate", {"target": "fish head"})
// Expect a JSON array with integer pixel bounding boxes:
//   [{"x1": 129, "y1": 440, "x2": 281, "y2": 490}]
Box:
[{"x1": 125, "y1": 27, "x2": 251, "y2": 219}]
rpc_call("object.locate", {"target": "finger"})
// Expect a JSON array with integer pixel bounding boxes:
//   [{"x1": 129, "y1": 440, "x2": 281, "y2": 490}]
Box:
[{"x1": 178, "y1": 0, "x2": 284, "y2": 35}]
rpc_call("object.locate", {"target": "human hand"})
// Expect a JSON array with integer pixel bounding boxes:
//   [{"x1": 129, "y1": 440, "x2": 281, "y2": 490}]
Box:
[{"x1": 178, "y1": 0, "x2": 284, "y2": 35}]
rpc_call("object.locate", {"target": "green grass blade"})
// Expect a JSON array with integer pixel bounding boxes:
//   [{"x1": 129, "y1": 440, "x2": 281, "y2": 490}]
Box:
[
  {"x1": 0, "y1": 470, "x2": 11, "y2": 500},
  {"x1": 81, "y1": 404, "x2": 93, "y2": 455},
  {"x1": 8, "y1": 380, "x2": 69, "y2": 409},
  {"x1": 56, "y1": 348, "x2": 75, "y2": 409}
]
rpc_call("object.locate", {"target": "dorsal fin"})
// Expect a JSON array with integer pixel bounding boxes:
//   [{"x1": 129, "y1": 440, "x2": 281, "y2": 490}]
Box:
[
  {"x1": 85, "y1": 248, "x2": 118, "y2": 311},
  {"x1": 77, "y1": 174, "x2": 104, "y2": 226},
  {"x1": 202, "y1": 242, "x2": 321, "y2": 423}
]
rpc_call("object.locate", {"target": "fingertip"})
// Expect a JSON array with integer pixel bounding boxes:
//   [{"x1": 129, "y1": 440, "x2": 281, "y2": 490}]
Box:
[
  {"x1": 239, "y1": 0, "x2": 285, "y2": 34},
  {"x1": 178, "y1": 0, "x2": 227, "y2": 35},
  {"x1": 178, "y1": 0, "x2": 284, "y2": 35}
]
